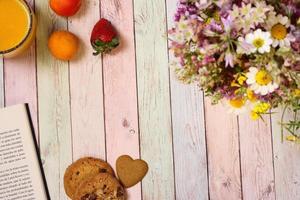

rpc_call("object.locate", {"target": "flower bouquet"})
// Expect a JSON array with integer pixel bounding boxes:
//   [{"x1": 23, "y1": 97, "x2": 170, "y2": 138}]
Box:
[{"x1": 169, "y1": 0, "x2": 300, "y2": 141}]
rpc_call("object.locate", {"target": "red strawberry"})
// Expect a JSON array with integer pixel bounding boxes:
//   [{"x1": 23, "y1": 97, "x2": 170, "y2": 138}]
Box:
[{"x1": 90, "y1": 18, "x2": 119, "y2": 55}]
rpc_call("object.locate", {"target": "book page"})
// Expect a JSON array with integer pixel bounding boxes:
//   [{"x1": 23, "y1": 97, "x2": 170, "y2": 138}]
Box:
[{"x1": 0, "y1": 105, "x2": 48, "y2": 200}]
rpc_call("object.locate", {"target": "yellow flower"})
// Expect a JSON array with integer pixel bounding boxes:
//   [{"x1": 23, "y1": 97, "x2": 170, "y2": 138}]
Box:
[
  {"x1": 255, "y1": 70, "x2": 273, "y2": 86},
  {"x1": 251, "y1": 111, "x2": 259, "y2": 120},
  {"x1": 247, "y1": 89, "x2": 257, "y2": 102},
  {"x1": 286, "y1": 135, "x2": 300, "y2": 143},
  {"x1": 238, "y1": 75, "x2": 247, "y2": 85},
  {"x1": 250, "y1": 102, "x2": 271, "y2": 120},
  {"x1": 294, "y1": 89, "x2": 300, "y2": 97},
  {"x1": 231, "y1": 80, "x2": 240, "y2": 87},
  {"x1": 271, "y1": 24, "x2": 287, "y2": 40},
  {"x1": 231, "y1": 74, "x2": 247, "y2": 87},
  {"x1": 246, "y1": 67, "x2": 278, "y2": 95},
  {"x1": 253, "y1": 102, "x2": 271, "y2": 113},
  {"x1": 229, "y1": 98, "x2": 245, "y2": 108}
]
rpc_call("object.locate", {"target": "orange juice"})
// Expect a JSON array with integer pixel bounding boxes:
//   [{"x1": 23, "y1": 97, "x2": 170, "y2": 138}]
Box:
[{"x1": 0, "y1": 0, "x2": 36, "y2": 57}]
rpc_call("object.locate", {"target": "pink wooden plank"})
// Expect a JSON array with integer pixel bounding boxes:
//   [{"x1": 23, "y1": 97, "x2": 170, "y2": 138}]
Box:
[
  {"x1": 100, "y1": 0, "x2": 141, "y2": 199},
  {"x1": 4, "y1": 0, "x2": 38, "y2": 138},
  {"x1": 205, "y1": 101, "x2": 242, "y2": 200},
  {"x1": 239, "y1": 115, "x2": 275, "y2": 199},
  {"x1": 68, "y1": 0, "x2": 106, "y2": 160}
]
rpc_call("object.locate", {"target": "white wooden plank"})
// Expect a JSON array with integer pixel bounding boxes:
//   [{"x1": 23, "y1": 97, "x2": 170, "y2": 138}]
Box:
[
  {"x1": 166, "y1": 0, "x2": 209, "y2": 199},
  {"x1": 272, "y1": 108, "x2": 300, "y2": 200},
  {"x1": 134, "y1": 0, "x2": 176, "y2": 199},
  {"x1": 35, "y1": 1, "x2": 72, "y2": 199}
]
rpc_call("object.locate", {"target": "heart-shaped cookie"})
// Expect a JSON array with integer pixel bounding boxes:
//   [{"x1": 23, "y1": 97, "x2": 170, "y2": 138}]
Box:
[{"x1": 116, "y1": 155, "x2": 148, "y2": 188}]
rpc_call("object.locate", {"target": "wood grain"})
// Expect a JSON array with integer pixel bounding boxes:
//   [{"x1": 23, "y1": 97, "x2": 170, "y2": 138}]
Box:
[
  {"x1": 134, "y1": 0, "x2": 175, "y2": 199},
  {"x1": 101, "y1": 0, "x2": 141, "y2": 198},
  {"x1": 4, "y1": 0, "x2": 38, "y2": 136},
  {"x1": 35, "y1": 1, "x2": 72, "y2": 199},
  {"x1": 272, "y1": 108, "x2": 300, "y2": 200},
  {"x1": 0, "y1": 58, "x2": 4, "y2": 108},
  {"x1": 166, "y1": 0, "x2": 209, "y2": 199},
  {"x1": 238, "y1": 115, "x2": 275, "y2": 200},
  {"x1": 68, "y1": 0, "x2": 106, "y2": 160},
  {"x1": 205, "y1": 102, "x2": 242, "y2": 200},
  {"x1": 4, "y1": 48, "x2": 38, "y2": 135}
]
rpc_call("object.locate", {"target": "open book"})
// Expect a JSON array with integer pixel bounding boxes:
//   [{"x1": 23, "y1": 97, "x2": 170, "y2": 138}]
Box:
[{"x1": 0, "y1": 104, "x2": 49, "y2": 200}]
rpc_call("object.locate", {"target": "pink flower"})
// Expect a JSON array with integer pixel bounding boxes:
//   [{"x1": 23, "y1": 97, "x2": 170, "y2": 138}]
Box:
[
  {"x1": 225, "y1": 51, "x2": 234, "y2": 68},
  {"x1": 221, "y1": 16, "x2": 233, "y2": 33}
]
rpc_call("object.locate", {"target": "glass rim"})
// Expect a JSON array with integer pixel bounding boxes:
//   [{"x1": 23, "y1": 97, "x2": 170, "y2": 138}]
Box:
[{"x1": 0, "y1": 0, "x2": 34, "y2": 55}]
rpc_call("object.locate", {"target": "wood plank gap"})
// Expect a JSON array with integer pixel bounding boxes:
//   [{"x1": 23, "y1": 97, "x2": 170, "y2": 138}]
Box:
[
  {"x1": 134, "y1": 0, "x2": 176, "y2": 198},
  {"x1": 164, "y1": 1, "x2": 177, "y2": 199},
  {"x1": 236, "y1": 116, "x2": 244, "y2": 200},
  {"x1": 99, "y1": 0, "x2": 108, "y2": 163},
  {"x1": 165, "y1": 3, "x2": 177, "y2": 200},
  {"x1": 166, "y1": 0, "x2": 209, "y2": 199},
  {"x1": 35, "y1": 0, "x2": 73, "y2": 198},
  {"x1": 101, "y1": 54, "x2": 108, "y2": 162},
  {"x1": 131, "y1": 0, "x2": 144, "y2": 198},
  {"x1": 0, "y1": 57, "x2": 4, "y2": 108},
  {"x1": 269, "y1": 115, "x2": 277, "y2": 200},
  {"x1": 201, "y1": 96, "x2": 211, "y2": 200}
]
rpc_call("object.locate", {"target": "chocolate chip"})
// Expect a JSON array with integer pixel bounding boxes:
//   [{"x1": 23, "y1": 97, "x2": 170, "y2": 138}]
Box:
[
  {"x1": 99, "y1": 168, "x2": 107, "y2": 173},
  {"x1": 81, "y1": 193, "x2": 97, "y2": 200},
  {"x1": 116, "y1": 187, "x2": 124, "y2": 197},
  {"x1": 76, "y1": 171, "x2": 80, "y2": 175},
  {"x1": 103, "y1": 185, "x2": 107, "y2": 189}
]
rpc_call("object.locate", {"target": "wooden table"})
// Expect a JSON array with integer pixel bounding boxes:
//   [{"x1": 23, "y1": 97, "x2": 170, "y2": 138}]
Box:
[{"x1": 1, "y1": 0, "x2": 300, "y2": 199}]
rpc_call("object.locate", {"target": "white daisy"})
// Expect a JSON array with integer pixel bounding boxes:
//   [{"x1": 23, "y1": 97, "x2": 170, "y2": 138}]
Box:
[
  {"x1": 266, "y1": 14, "x2": 295, "y2": 48},
  {"x1": 246, "y1": 67, "x2": 279, "y2": 96},
  {"x1": 245, "y1": 29, "x2": 273, "y2": 54}
]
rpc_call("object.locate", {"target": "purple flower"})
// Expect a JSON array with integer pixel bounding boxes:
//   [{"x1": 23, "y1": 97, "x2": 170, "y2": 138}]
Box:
[
  {"x1": 207, "y1": 19, "x2": 223, "y2": 33},
  {"x1": 221, "y1": 16, "x2": 233, "y2": 33}
]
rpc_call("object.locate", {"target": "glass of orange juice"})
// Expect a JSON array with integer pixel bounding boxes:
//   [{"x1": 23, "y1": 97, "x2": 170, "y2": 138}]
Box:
[{"x1": 0, "y1": 0, "x2": 37, "y2": 58}]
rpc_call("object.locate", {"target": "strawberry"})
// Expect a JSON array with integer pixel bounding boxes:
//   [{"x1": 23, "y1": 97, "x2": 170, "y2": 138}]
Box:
[{"x1": 90, "y1": 18, "x2": 119, "y2": 55}]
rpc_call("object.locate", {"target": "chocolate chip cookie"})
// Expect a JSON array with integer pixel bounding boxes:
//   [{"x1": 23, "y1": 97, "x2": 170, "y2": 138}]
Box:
[
  {"x1": 64, "y1": 157, "x2": 115, "y2": 199},
  {"x1": 74, "y1": 173, "x2": 126, "y2": 200}
]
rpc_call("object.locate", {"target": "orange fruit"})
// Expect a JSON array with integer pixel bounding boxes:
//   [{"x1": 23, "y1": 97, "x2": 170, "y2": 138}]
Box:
[
  {"x1": 50, "y1": 0, "x2": 81, "y2": 17},
  {"x1": 48, "y1": 30, "x2": 79, "y2": 61}
]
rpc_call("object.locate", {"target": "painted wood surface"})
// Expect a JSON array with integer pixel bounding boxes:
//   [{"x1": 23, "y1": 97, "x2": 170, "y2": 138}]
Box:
[
  {"x1": 205, "y1": 102, "x2": 242, "y2": 200},
  {"x1": 101, "y1": 0, "x2": 141, "y2": 199},
  {"x1": 238, "y1": 115, "x2": 275, "y2": 200},
  {"x1": 166, "y1": 0, "x2": 209, "y2": 199},
  {"x1": 134, "y1": 0, "x2": 175, "y2": 199},
  {"x1": 2, "y1": 0, "x2": 300, "y2": 199},
  {"x1": 4, "y1": 45, "x2": 38, "y2": 136},
  {"x1": 35, "y1": 1, "x2": 72, "y2": 199},
  {"x1": 68, "y1": 0, "x2": 106, "y2": 160},
  {"x1": 272, "y1": 109, "x2": 300, "y2": 200}
]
